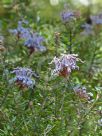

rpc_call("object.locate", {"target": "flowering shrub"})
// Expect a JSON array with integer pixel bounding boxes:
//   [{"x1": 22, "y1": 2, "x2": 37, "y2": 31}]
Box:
[{"x1": 0, "y1": 1, "x2": 102, "y2": 136}]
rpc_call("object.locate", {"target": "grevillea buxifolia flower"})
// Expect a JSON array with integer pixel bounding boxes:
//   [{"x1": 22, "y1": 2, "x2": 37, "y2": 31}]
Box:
[
  {"x1": 50, "y1": 54, "x2": 83, "y2": 77},
  {"x1": 9, "y1": 20, "x2": 30, "y2": 40},
  {"x1": 74, "y1": 86, "x2": 90, "y2": 100},
  {"x1": 24, "y1": 32, "x2": 46, "y2": 54},
  {"x1": 81, "y1": 23, "x2": 94, "y2": 36},
  {"x1": 90, "y1": 13, "x2": 102, "y2": 25},
  {"x1": 9, "y1": 67, "x2": 38, "y2": 89}
]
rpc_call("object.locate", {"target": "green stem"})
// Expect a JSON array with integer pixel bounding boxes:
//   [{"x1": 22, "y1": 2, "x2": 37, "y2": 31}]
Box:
[{"x1": 69, "y1": 29, "x2": 72, "y2": 54}]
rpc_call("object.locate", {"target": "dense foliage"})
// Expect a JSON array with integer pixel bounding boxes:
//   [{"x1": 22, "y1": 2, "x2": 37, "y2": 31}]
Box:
[{"x1": 0, "y1": 0, "x2": 102, "y2": 136}]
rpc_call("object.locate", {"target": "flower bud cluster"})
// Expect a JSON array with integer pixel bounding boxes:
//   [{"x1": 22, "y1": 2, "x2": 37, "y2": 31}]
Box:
[{"x1": 74, "y1": 86, "x2": 90, "y2": 100}]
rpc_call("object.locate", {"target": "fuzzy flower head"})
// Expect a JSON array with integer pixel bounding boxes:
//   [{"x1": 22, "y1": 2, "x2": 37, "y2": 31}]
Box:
[
  {"x1": 60, "y1": 6, "x2": 80, "y2": 24},
  {"x1": 61, "y1": 10, "x2": 75, "y2": 23},
  {"x1": 24, "y1": 32, "x2": 46, "y2": 54},
  {"x1": 9, "y1": 67, "x2": 38, "y2": 89},
  {"x1": 74, "y1": 86, "x2": 90, "y2": 101},
  {"x1": 9, "y1": 20, "x2": 30, "y2": 40},
  {"x1": 51, "y1": 54, "x2": 82, "y2": 77}
]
